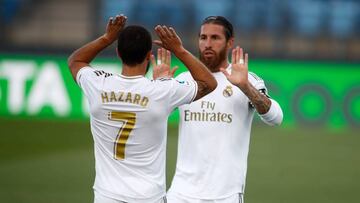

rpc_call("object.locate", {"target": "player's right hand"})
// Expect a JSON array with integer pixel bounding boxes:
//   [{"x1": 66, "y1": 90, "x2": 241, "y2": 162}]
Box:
[
  {"x1": 153, "y1": 25, "x2": 184, "y2": 55},
  {"x1": 220, "y1": 46, "x2": 249, "y2": 89},
  {"x1": 103, "y1": 14, "x2": 127, "y2": 44},
  {"x1": 151, "y1": 48, "x2": 178, "y2": 79}
]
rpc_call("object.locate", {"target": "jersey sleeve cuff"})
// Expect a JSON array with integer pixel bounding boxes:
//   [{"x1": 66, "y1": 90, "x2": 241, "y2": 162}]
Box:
[
  {"x1": 190, "y1": 80, "x2": 198, "y2": 102},
  {"x1": 76, "y1": 66, "x2": 92, "y2": 87},
  {"x1": 259, "y1": 99, "x2": 283, "y2": 126}
]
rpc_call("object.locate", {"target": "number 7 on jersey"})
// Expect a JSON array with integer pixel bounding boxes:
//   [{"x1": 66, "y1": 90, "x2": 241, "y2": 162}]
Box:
[{"x1": 108, "y1": 111, "x2": 136, "y2": 160}]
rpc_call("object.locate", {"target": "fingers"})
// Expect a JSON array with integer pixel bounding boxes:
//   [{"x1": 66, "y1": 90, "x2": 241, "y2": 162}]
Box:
[
  {"x1": 170, "y1": 66, "x2": 178, "y2": 77},
  {"x1": 112, "y1": 15, "x2": 120, "y2": 25},
  {"x1": 163, "y1": 26, "x2": 173, "y2": 37},
  {"x1": 154, "y1": 25, "x2": 183, "y2": 53},
  {"x1": 169, "y1": 27, "x2": 177, "y2": 38},
  {"x1": 235, "y1": 47, "x2": 239, "y2": 64},
  {"x1": 155, "y1": 25, "x2": 175, "y2": 40},
  {"x1": 108, "y1": 17, "x2": 114, "y2": 26},
  {"x1": 220, "y1": 68, "x2": 230, "y2": 78},
  {"x1": 236, "y1": 46, "x2": 241, "y2": 63},
  {"x1": 119, "y1": 15, "x2": 127, "y2": 26},
  {"x1": 155, "y1": 25, "x2": 167, "y2": 39},
  {"x1": 153, "y1": 40, "x2": 163, "y2": 47},
  {"x1": 156, "y1": 48, "x2": 170, "y2": 65},
  {"x1": 150, "y1": 54, "x2": 156, "y2": 68},
  {"x1": 112, "y1": 15, "x2": 119, "y2": 24},
  {"x1": 231, "y1": 48, "x2": 236, "y2": 65},
  {"x1": 108, "y1": 14, "x2": 127, "y2": 28},
  {"x1": 166, "y1": 50, "x2": 171, "y2": 66},
  {"x1": 157, "y1": 48, "x2": 162, "y2": 65},
  {"x1": 232, "y1": 46, "x2": 246, "y2": 64},
  {"x1": 112, "y1": 15, "x2": 125, "y2": 25},
  {"x1": 244, "y1": 53, "x2": 248, "y2": 65},
  {"x1": 162, "y1": 48, "x2": 166, "y2": 65},
  {"x1": 239, "y1": 47, "x2": 244, "y2": 64}
]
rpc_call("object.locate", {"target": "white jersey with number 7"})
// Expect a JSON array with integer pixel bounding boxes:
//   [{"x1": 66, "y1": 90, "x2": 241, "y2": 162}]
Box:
[{"x1": 77, "y1": 67, "x2": 197, "y2": 202}]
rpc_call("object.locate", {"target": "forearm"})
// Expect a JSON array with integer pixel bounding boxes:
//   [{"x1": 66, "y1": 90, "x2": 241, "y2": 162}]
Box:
[
  {"x1": 174, "y1": 48, "x2": 217, "y2": 91},
  {"x1": 68, "y1": 14, "x2": 126, "y2": 81},
  {"x1": 259, "y1": 99, "x2": 283, "y2": 126},
  {"x1": 239, "y1": 82, "x2": 271, "y2": 114},
  {"x1": 68, "y1": 35, "x2": 113, "y2": 80},
  {"x1": 68, "y1": 35, "x2": 112, "y2": 65}
]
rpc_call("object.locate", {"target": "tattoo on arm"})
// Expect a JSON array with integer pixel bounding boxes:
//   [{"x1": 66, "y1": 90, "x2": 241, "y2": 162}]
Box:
[
  {"x1": 194, "y1": 81, "x2": 211, "y2": 101},
  {"x1": 242, "y1": 84, "x2": 271, "y2": 114}
]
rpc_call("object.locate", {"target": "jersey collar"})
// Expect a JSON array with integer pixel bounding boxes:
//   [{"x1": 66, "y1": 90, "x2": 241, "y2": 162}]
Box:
[{"x1": 119, "y1": 74, "x2": 144, "y2": 79}]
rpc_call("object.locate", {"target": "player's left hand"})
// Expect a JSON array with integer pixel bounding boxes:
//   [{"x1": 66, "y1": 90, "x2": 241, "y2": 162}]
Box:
[
  {"x1": 153, "y1": 25, "x2": 185, "y2": 56},
  {"x1": 103, "y1": 14, "x2": 127, "y2": 44},
  {"x1": 152, "y1": 48, "x2": 178, "y2": 79},
  {"x1": 220, "y1": 46, "x2": 249, "y2": 89}
]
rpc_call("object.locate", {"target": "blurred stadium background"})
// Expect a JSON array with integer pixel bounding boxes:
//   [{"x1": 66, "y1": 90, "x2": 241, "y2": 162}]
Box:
[{"x1": 0, "y1": 0, "x2": 359, "y2": 202}]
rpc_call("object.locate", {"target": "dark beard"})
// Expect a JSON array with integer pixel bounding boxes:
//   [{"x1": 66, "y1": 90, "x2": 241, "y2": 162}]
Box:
[{"x1": 199, "y1": 47, "x2": 227, "y2": 72}]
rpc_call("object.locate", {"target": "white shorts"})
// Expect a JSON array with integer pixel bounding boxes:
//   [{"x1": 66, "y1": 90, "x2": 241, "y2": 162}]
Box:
[
  {"x1": 94, "y1": 190, "x2": 167, "y2": 203},
  {"x1": 167, "y1": 192, "x2": 244, "y2": 203}
]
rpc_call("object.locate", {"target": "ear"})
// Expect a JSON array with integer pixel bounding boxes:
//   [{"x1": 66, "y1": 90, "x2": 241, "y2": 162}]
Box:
[
  {"x1": 116, "y1": 48, "x2": 121, "y2": 59},
  {"x1": 146, "y1": 51, "x2": 151, "y2": 61},
  {"x1": 227, "y1": 37, "x2": 234, "y2": 49}
]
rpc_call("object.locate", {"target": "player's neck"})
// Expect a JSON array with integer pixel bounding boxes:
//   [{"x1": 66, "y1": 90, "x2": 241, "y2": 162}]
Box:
[
  {"x1": 211, "y1": 60, "x2": 229, "y2": 73},
  {"x1": 121, "y1": 63, "x2": 147, "y2": 77}
]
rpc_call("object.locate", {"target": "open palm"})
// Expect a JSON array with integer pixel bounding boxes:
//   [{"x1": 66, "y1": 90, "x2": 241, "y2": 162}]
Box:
[
  {"x1": 152, "y1": 48, "x2": 178, "y2": 79},
  {"x1": 220, "y1": 46, "x2": 249, "y2": 88}
]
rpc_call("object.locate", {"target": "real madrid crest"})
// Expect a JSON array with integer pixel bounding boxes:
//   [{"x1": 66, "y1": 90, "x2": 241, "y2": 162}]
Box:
[{"x1": 223, "y1": 85, "x2": 233, "y2": 97}]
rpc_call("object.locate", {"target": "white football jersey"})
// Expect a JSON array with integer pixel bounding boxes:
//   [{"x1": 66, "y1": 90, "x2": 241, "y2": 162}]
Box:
[
  {"x1": 76, "y1": 67, "x2": 197, "y2": 202},
  {"x1": 169, "y1": 67, "x2": 267, "y2": 199}
]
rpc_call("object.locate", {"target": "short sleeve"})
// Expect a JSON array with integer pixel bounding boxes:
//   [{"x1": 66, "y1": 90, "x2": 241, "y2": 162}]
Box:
[
  {"x1": 76, "y1": 67, "x2": 110, "y2": 103},
  {"x1": 248, "y1": 72, "x2": 270, "y2": 108},
  {"x1": 167, "y1": 76, "x2": 198, "y2": 111},
  {"x1": 248, "y1": 72, "x2": 269, "y2": 97},
  {"x1": 76, "y1": 66, "x2": 96, "y2": 89}
]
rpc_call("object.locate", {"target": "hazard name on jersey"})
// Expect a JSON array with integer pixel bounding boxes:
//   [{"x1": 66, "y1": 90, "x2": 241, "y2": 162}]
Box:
[
  {"x1": 101, "y1": 91, "x2": 149, "y2": 107},
  {"x1": 184, "y1": 109, "x2": 233, "y2": 123}
]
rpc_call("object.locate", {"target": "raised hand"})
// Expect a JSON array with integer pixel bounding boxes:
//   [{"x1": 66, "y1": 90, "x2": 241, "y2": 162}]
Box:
[
  {"x1": 154, "y1": 25, "x2": 217, "y2": 99},
  {"x1": 151, "y1": 48, "x2": 178, "y2": 79},
  {"x1": 103, "y1": 14, "x2": 127, "y2": 44},
  {"x1": 220, "y1": 46, "x2": 249, "y2": 89},
  {"x1": 153, "y1": 25, "x2": 184, "y2": 55}
]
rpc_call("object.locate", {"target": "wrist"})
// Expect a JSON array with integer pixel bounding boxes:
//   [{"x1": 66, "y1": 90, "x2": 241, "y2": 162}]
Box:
[
  {"x1": 173, "y1": 46, "x2": 187, "y2": 58},
  {"x1": 237, "y1": 81, "x2": 251, "y2": 91},
  {"x1": 101, "y1": 34, "x2": 115, "y2": 46}
]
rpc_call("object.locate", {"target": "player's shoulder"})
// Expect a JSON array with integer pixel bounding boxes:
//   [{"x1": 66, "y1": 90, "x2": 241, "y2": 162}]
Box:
[
  {"x1": 151, "y1": 77, "x2": 173, "y2": 85},
  {"x1": 153, "y1": 77, "x2": 173, "y2": 82},
  {"x1": 175, "y1": 71, "x2": 192, "y2": 81},
  {"x1": 78, "y1": 67, "x2": 114, "y2": 79},
  {"x1": 92, "y1": 69, "x2": 114, "y2": 77},
  {"x1": 149, "y1": 77, "x2": 175, "y2": 89},
  {"x1": 248, "y1": 71, "x2": 264, "y2": 82},
  {"x1": 77, "y1": 66, "x2": 116, "y2": 87},
  {"x1": 152, "y1": 77, "x2": 192, "y2": 86},
  {"x1": 248, "y1": 71, "x2": 267, "y2": 90}
]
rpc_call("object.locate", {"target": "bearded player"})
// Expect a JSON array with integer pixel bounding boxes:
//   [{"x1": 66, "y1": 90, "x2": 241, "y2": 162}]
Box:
[{"x1": 166, "y1": 16, "x2": 283, "y2": 202}]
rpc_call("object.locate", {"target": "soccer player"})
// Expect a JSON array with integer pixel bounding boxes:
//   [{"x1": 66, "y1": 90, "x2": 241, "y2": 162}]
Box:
[
  {"x1": 166, "y1": 16, "x2": 283, "y2": 202},
  {"x1": 67, "y1": 15, "x2": 217, "y2": 203}
]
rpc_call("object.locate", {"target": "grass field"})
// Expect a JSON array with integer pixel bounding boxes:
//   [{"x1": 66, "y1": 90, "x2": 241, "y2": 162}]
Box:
[{"x1": 0, "y1": 118, "x2": 359, "y2": 203}]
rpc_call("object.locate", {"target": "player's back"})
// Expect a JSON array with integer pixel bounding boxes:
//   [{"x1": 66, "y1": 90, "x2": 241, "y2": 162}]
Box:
[{"x1": 77, "y1": 67, "x2": 197, "y2": 202}]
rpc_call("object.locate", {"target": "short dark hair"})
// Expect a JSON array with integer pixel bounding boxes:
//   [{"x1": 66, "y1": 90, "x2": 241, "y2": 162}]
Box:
[
  {"x1": 201, "y1": 16, "x2": 234, "y2": 40},
  {"x1": 117, "y1": 25, "x2": 152, "y2": 66}
]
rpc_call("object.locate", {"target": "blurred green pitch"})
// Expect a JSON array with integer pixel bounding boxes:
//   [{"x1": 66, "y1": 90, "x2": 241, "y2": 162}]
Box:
[{"x1": 0, "y1": 118, "x2": 359, "y2": 203}]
